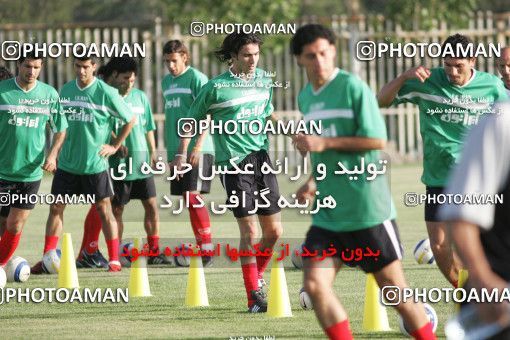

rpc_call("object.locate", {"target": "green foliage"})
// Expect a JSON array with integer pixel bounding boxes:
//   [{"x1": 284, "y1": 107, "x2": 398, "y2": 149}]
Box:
[
  {"x1": 161, "y1": 0, "x2": 301, "y2": 52},
  {"x1": 0, "y1": 0, "x2": 502, "y2": 33},
  {"x1": 0, "y1": 0, "x2": 73, "y2": 24},
  {"x1": 299, "y1": 0, "x2": 348, "y2": 17},
  {"x1": 162, "y1": 0, "x2": 300, "y2": 26},
  {"x1": 381, "y1": 0, "x2": 478, "y2": 30},
  {"x1": 72, "y1": 0, "x2": 168, "y2": 23}
]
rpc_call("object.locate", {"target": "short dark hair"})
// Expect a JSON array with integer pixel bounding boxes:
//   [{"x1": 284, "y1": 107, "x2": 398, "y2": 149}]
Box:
[
  {"x1": 290, "y1": 24, "x2": 336, "y2": 56},
  {"x1": 18, "y1": 44, "x2": 43, "y2": 64},
  {"x1": 214, "y1": 33, "x2": 263, "y2": 63},
  {"x1": 73, "y1": 46, "x2": 97, "y2": 64},
  {"x1": 0, "y1": 66, "x2": 14, "y2": 81},
  {"x1": 106, "y1": 57, "x2": 138, "y2": 75},
  {"x1": 441, "y1": 34, "x2": 474, "y2": 59},
  {"x1": 96, "y1": 64, "x2": 113, "y2": 80}
]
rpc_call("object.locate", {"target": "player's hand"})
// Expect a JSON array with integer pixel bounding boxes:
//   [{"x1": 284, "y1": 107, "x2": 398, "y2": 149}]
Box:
[
  {"x1": 403, "y1": 66, "x2": 431, "y2": 83},
  {"x1": 291, "y1": 134, "x2": 308, "y2": 157},
  {"x1": 188, "y1": 147, "x2": 201, "y2": 167},
  {"x1": 42, "y1": 156, "x2": 57, "y2": 173},
  {"x1": 168, "y1": 155, "x2": 186, "y2": 181},
  {"x1": 471, "y1": 272, "x2": 510, "y2": 325},
  {"x1": 296, "y1": 179, "x2": 317, "y2": 205},
  {"x1": 149, "y1": 151, "x2": 157, "y2": 168},
  {"x1": 99, "y1": 144, "x2": 118, "y2": 157},
  {"x1": 114, "y1": 145, "x2": 129, "y2": 158},
  {"x1": 294, "y1": 134, "x2": 327, "y2": 153}
]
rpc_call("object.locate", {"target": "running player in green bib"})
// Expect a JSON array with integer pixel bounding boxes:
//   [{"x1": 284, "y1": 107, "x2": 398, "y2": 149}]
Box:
[
  {"x1": 163, "y1": 40, "x2": 215, "y2": 267},
  {"x1": 32, "y1": 52, "x2": 136, "y2": 274},
  {"x1": 378, "y1": 34, "x2": 508, "y2": 288},
  {"x1": 292, "y1": 24, "x2": 436, "y2": 340},
  {"x1": 172, "y1": 33, "x2": 282, "y2": 313},
  {"x1": 0, "y1": 50, "x2": 67, "y2": 267}
]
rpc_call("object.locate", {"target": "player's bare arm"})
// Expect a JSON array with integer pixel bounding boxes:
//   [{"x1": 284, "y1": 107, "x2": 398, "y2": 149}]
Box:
[
  {"x1": 295, "y1": 175, "x2": 316, "y2": 204},
  {"x1": 145, "y1": 130, "x2": 157, "y2": 167},
  {"x1": 188, "y1": 132, "x2": 204, "y2": 166},
  {"x1": 169, "y1": 136, "x2": 192, "y2": 179},
  {"x1": 377, "y1": 66, "x2": 431, "y2": 107},
  {"x1": 110, "y1": 131, "x2": 128, "y2": 158},
  {"x1": 188, "y1": 115, "x2": 211, "y2": 167},
  {"x1": 99, "y1": 116, "x2": 136, "y2": 157},
  {"x1": 42, "y1": 131, "x2": 66, "y2": 173},
  {"x1": 294, "y1": 134, "x2": 385, "y2": 153}
]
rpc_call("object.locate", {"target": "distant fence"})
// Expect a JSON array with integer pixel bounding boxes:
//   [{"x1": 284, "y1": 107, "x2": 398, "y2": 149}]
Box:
[{"x1": 2, "y1": 11, "x2": 510, "y2": 163}]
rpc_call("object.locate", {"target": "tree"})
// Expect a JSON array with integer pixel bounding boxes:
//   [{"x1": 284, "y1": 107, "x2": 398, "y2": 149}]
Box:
[
  {"x1": 160, "y1": 0, "x2": 301, "y2": 51},
  {"x1": 72, "y1": 0, "x2": 168, "y2": 23},
  {"x1": 367, "y1": 0, "x2": 478, "y2": 30},
  {"x1": 0, "y1": 0, "x2": 73, "y2": 25}
]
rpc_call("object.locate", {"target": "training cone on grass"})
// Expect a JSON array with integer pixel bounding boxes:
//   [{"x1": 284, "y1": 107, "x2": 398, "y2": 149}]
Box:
[
  {"x1": 456, "y1": 269, "x2": 469, "y2": 312},
  {"x1": 267, "y1": 252, "x2": 292, "y2": 318},
  {"x1": 58, "y1": 233, "x2": 79, "y2": 289},
  {"x1": 185, "y1": 247, "x2": 209, "y2": 307},
  {"x1": 128, "y1": 238, "x2": 151, "y2": 297},
  {"x1": 363, "y1": 273, "x2": 390, "y2": 332},
  {"x1": 458, "y1": 269, "x2": 469, "y2": 289}
]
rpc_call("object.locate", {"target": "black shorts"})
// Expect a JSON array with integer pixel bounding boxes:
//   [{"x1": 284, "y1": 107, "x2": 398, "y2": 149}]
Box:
[
  {"x1": 303, "y1": 220, "x2": 403, "y2": 273},
  {"x1": 112, "y1": 176, "x2": 157, "y2": 206},
  {"x1": 0, "y1": 179, "x2": 41, "y2": 216},
  {"x1": 220, "y1": 150, "x2": 281, "y2": 218},
  {"x1": 51, "y1": 169, "x2": 114, "y2": 202},
  {"x1": 424, "y1": 186, "x2": 444, "y2": 222},
  {"x1": 170, "y1": 153, "x2": 214, "y2": 195}
]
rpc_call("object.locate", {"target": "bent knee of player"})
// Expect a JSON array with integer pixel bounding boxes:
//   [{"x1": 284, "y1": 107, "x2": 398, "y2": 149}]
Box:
[
  {"x1": 304, "y1": 275, "x2": 330, "y2": 298},
  {"x1": 260, "y1": 217, "x2": 282, "y2": 239},
  {"x1": 430, "y1": 238, "x2": 453, "y2": 257},
  {"x1": 5, "y1": 216, "x2": 26, "y2": 233},
  {"x1": 240, "y1": 230, "x2": 258, "y2": 247},
  {"x1": 142, "y1": 199, "x2": 158, "y2": 215},
  {"x1": 373, "y1": 260, "x2": 408, "y2": 289},
  {"x1": 426, "y1": 222, "x2": 450, "y2": 244},
  {"x1": 263, "y1": 226, "x2": 282, "y2": 243}
]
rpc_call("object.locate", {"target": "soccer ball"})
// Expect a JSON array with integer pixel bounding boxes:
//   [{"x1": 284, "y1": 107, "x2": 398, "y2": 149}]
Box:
[
  {"x1": 299, "y1": 287, "x2": 313, "y2": 310},
  {"x1": 5, "y1": 256, "x2": 30, "y2": 282},
  {"x1": 291, "y1": 243, "x2": 304, "y2": 269},
  {"x1": 174, "y1": 244, "x2": 191, "y2": 267},
  {"x1": 398, "y1": 303, "x2": 438, "y2": 336},
  {"x1": 413, "y1": 239, "x2": 435, "y2": 265},
  {"x1": 42, "y1": 249, "x2": 61, "y2": 274},
  {"x1": 119, "y1": 242, "x2": 134, "y2": 268},
  {"x1": 0, "y1": 267, "x2": 6, "y2": 288}
]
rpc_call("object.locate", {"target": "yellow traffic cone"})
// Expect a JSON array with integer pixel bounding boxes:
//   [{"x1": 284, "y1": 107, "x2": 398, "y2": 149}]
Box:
[
  {"x1": 458, "y1": 269, "x2": 469, "y2": 288},
  {"x1": 58, "y1": 233, "x2": 79, "y2": 289},
  {"x1": 363, "y1": 273, "x2": 390, "y2": 331},
  {"x1": 267, "y1": 253, "x2": 292, "y2": 318},
  {"x1": 456, "y1": 269, "x2": 469, "y2": 311},
  {"x1": 185, "y1": 247, "x2": 209, "y2": 307},
  {"x1": 128, "y1": 238, "x2": 151, "y2": 297}
]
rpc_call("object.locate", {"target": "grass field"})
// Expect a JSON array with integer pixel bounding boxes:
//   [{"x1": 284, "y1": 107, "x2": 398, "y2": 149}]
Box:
[{"x1": 0, "y1": 163, "x2": 455, "y2": 339}]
